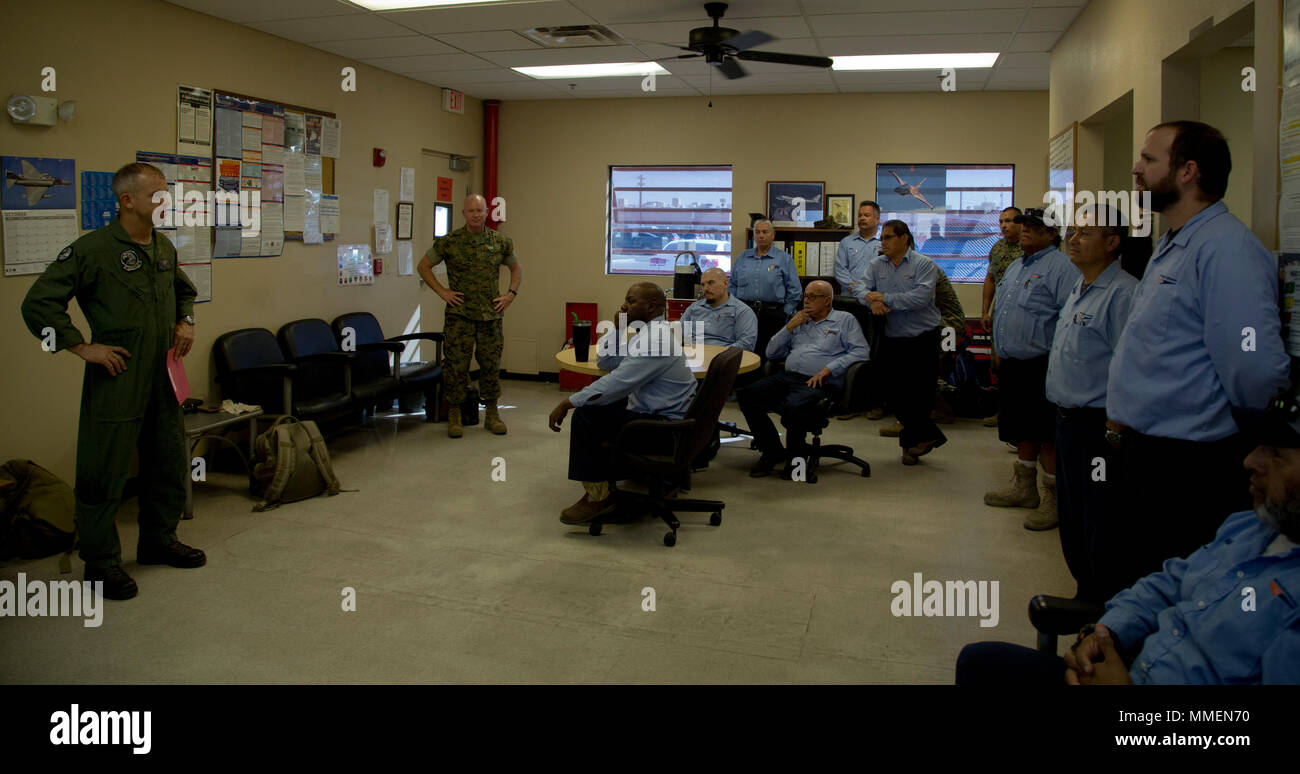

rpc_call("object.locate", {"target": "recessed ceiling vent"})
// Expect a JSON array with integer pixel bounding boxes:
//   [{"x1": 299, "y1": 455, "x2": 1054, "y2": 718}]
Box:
[{"x1": 522, "y1": 25, "x2": 625, "y2": 48}]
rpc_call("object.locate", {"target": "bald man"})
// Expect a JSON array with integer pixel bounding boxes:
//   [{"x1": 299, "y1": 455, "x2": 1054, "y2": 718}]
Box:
[
  {"x1": 418, "y1": 194, "x2": 523, "y2": 437},
  {"x1": 548, "y1": 283, "x2": 697, "y2": 524},
  {"x1": 738, "y1": 280, "x2": 870, "y2": 477},
  {"x1": 679, "y1": 267, "x2": 758, "y2": 351}
]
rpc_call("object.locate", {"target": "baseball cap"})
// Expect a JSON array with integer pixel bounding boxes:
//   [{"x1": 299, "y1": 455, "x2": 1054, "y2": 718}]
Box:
[
  {"x1": 1234, "y1": 384, "x2": 1300, "y2": 448},
  {"x1": 1013, "y1": 207, "x2": 1059, "y2": 229}
]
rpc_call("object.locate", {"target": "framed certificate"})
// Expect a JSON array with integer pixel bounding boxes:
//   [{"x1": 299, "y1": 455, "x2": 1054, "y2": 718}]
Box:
[{"x1": 396, "y1": 201, "x2": 413, "y2": 240}]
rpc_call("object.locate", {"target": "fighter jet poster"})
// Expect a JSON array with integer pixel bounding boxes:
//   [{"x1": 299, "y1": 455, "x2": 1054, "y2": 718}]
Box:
[
  {"x1": 2, "y1": 156, "x2": 76, "y2": 210},
  {"x1": 875, "y1": 164, "x2": 946, "y2": 212}
]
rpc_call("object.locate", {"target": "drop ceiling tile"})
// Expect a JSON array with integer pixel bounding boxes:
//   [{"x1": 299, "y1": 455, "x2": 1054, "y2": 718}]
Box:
[
  {"x1": 995, "y1": 52, "x2": 1051, "y2": 69},
  {"x1": 248, "y1": 12, "x2": 414, "y2": 42},
  {"x1": 312, "y1": 35, "x2": 457, "y2": 58},
  {"x1": 405, "y1": 68, "x2": 534, "y2": 84},
  {"x1": 567, "y1": 0, "x2": 804, "y2": 24},
  {"x1": 820, "y1": 33, "x2": 1011, "y2": 57},
  {"x1": 810, "y1": 9, "x2": 1024, "y2": 37},
  {"x1": 1021, "y1": 5, "x2": 1085, "y2": 32},
  {"x1": 803, "y1": 0, "x2": 1031, "y2": 11},
  {"x1": 361, "y1": 53, "x2": 499, "y2": 72},
  {"x1": 1007, "y1": 31, "x2": 1064, "y2": 51},
  {"x1": 477, "y1": 45, "x2": 654, "y2": 68},
  {"x1": 165, "y1": 0, "x2": 354, "y2": 24},
  {"x1": 381, "y1": 1, "x2": 596, "y2": 35},
  {"x1": 433, "y1": 30, "x2": 542, "y2": 52}
]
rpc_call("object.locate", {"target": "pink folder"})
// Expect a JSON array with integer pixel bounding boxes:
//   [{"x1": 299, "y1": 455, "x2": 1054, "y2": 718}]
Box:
[{"x1": 167, "y1": 347, "x2": 190, "y2": 404}]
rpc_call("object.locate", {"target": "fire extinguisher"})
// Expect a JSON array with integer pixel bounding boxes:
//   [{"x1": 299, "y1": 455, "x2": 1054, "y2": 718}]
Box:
[{"x1": 373, "y1": 257, "x2": 383, "y2": 275}]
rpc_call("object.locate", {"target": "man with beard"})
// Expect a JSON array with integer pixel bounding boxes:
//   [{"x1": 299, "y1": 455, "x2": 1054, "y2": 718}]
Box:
[
  {"x1": 1105, "y1": 121, "x2": 1288, "y2": 590},
  {"x1": 955, "y1": 383, "x2": 1300, "y2": 685}
]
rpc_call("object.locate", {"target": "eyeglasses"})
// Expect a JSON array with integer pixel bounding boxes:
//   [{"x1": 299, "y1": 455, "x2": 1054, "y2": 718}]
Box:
[{"x1": 802, "y1": 293, "x2": 830, "y2": 300}]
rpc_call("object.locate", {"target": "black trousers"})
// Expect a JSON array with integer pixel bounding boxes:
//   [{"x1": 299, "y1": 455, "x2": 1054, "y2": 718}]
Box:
[
  {"x1": 955, "y1": 642, "x2": 1066, "y2": 686},
  {"x1": 737, "y1": 371, "x2": 837, "y2": 460},
  {"x1": 1112, "y1": 430, "x2": 1253, "y2": 590},
  {"x1": 749, "y1": 302, "x2": 787, "y2": 363},
  {"x1": 567, "y1": 401, "x2": 666, "y2": 483},
  {"x1": 881, "y1": 328, "x2": 945, "y2": 449},
  {"x1": 1055, "y1": 407, "x2": 1122, "y2": 602},
  {"x1": 838, "y1": 298, "x2": 885, "y2": 410}
]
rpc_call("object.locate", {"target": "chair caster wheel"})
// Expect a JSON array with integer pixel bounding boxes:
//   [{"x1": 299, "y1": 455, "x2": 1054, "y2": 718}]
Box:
[
  {"x1": 589, "y1": 523, "x2": 602, "y2": 536},
  {"x1": 709, "y1": 512, "x2": 722, "y2": 526},
  {"x1": 663, "y1": 531, "x2": 676, "y2": 547},
  {"x1": 807, "y1": 473, "x2": 818, "y2": 484},
  {"x1": 860, "y1": 468, "x2": 870, "y2": 477}
]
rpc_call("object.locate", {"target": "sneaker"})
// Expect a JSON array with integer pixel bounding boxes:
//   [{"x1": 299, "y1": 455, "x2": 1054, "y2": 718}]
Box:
[
  {"x1": 560, "y1": 494, "x2": 614, "y2": 524},
  {"x1": 879, "y1": 422, "x2": 902, "y2": 438},
  {"x1": 137, "y1": 541, "x2": 206, "y2": 568},
  {"x1": 85, "y1": 565, "x2": 139, "y2": 600}
]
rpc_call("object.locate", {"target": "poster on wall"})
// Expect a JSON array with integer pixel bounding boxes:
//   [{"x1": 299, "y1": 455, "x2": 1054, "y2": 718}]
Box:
[{"x1": 2, "y1": 155, "x2": 78, "y2": 276}]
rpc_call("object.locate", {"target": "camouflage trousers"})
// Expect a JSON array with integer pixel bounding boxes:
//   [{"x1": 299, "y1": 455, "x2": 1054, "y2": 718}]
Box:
[{"x1": 444, "y1": 314, "x2": 503, "y2": 403}]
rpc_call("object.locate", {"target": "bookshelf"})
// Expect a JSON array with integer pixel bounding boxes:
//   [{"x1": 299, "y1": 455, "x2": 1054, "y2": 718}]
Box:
[{"x1": 745, "y1": 226, "x2": 853, "y2": 289}]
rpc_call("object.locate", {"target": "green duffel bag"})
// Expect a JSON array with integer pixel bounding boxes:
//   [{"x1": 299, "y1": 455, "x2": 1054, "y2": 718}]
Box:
[{"x1": 0, "y1": 459, "x2": 77, "y2": 571}]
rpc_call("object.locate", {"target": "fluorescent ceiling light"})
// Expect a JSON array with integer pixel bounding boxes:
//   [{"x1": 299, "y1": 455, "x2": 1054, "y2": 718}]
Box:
[
  {"x1": 832, "y1": 53, "x2": 999, "y2": 71},
  {"x1": 514, "y1": 62, "x2": 670, "y2": 79},
  {"x1": 351, "y1": 0, "x2": 513, "y2": 10}
]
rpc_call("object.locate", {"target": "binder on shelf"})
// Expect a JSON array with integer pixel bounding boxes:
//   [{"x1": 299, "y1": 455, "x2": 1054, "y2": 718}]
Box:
[{"x1": 792, "y1": 241, "x2": 807, "y2": 275}]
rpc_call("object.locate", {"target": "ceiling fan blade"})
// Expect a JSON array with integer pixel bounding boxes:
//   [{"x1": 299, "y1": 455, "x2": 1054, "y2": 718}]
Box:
[
  {"x1": 717, "y1": 57, "x2": 746, "y2": 80},
  {"x1": 725, "y1": 30, "x2": 773, "y2": 52},
  {"x1": 735, "y1": 50, "x2": 833, "y2": 69},
  {"x1": 657, "y1": 53, "x2": 704, "y2": 60}
]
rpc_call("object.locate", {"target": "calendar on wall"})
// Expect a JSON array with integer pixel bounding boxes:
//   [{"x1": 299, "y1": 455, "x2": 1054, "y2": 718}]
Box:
[{"x1": 2, "y1": 155, "x2": 78, "y2": 276}]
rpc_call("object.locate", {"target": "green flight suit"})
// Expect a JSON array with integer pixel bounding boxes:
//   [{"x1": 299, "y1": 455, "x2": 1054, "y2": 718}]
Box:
[
  {"x1": 20, "y1": 220, "x2": 197, "y2": 569},
  {"x1": 424, "y1": 226, "x2": 518, "y2": 403}
]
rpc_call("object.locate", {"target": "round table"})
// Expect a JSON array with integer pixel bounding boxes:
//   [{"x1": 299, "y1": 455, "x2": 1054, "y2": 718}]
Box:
[{"x1": 555, "y1": 343, "x2": 760, "y2": 378}]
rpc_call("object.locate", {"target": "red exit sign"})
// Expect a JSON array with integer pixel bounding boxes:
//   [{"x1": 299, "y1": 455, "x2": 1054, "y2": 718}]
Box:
[{"x1": 441, "y1": 88, "x2": 464, "y2": 115}]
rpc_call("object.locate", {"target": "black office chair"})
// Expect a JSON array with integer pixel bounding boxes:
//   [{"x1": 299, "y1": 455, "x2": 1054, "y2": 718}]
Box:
[
  {"x1": 279, "y1": 318, "x2": 394, "y2": 417},
  {"x1": 1028, "y1": 595, "x2": 1107, "y2": 653},
  {"x1": 213, "y1": 327, "x2": 354, "y2": 424},
  {"x1": 589, "y1": 346, "x2": 742, "y2": 547},
  {"x1": 331, "y1": 312, "x2": 445, "y2": 422},
  {"x1": 803, "y1": 360, "x2": 872, "y2": 483}
]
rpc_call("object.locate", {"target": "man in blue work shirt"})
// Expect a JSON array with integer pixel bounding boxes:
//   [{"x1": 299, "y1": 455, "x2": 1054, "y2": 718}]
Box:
[
  {"x1": 1106, "y1": 120, "x2": 1290, "y2": 588},
  {"x1": 984, "y1": 207, "x2": 1079, "y2": 528},
  {"x1": 680, "y1": 267, "x2": 758, "y2": 351},
  {"x1": 834, "y1": 201, "x2": 882, "y2": 304},
  {"x1": 955, "y1": 382, "x2": 1300, "y2": 686},
  {"x1": 730, "y1": 219, "x2": 802, "y2": 361},
  {"x1": 862, "y1": 220, "x2": 947, "y2": 465},
  {"x1": 1046, "y1": 205, "x2": 1138, "y2": 597},
  {"x1": 548, "y1": 283, "x2": 696, "y2": 525},
  {"x1": 738, "y1": 280, "x2": 870, "y2": 477}
]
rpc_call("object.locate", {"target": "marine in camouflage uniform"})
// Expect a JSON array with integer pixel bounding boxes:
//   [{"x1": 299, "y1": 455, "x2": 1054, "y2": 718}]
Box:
[
  {"x1": 418, "y1": 194, "x2": 521, "y2": 436},
  {"x1": 980, "y1": 235, "x2": 1023, "y2": 426},
  {"x1": 20, "y1": 162, "x2": 206, "y2": 600},
  {"x1": 930, "y1": 266, "x2": 967, "y2": 424}
]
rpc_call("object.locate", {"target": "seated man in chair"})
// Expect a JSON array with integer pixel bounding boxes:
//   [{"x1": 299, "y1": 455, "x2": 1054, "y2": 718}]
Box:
[
  {"x1": 954, "y1": 386, "x2": 1300, "y2": 685},
  {"x1": 548, "y1": 283, "x2": 697, "y2": 525},
  {"x1": 738, "y1": 280, "x2": 870, "y2": 478}
]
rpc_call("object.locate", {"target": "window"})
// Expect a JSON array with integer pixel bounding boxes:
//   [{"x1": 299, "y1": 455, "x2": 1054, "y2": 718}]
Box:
[
  {"x1": 874, "y1": 164, "x2": 1015, "y2": 283},
  {"x1": 608, "y1": 165, "x2": 733, "y2": 275},
  {"x1": 434, "y1": 203, "x2": 451, "y2": 237}
]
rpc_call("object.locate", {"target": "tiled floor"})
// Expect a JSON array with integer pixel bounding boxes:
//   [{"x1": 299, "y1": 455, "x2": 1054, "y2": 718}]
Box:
[{"x1": 0, "y1": 380, "x2": 1074, "y2": 683}]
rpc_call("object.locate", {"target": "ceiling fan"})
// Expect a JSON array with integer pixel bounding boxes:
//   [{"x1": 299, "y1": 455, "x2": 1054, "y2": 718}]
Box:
[{"x1": 655, "y1": 2, "x2": 832, "y2": 80}]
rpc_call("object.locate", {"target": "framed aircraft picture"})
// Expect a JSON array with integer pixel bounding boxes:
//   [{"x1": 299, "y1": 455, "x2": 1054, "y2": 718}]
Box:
[{"x1": 766, "y1": 181, "x2": 824, "y2": 226}]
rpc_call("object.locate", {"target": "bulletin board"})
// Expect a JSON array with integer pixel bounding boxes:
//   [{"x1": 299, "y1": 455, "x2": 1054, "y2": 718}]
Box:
[{"x1": 213, "y1": 89, "x2": 336, "y2": 249}]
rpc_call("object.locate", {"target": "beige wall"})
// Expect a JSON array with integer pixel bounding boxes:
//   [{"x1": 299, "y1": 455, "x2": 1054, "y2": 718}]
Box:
[
  {"x1": 495, "y1": 90, "x2": 1048, "y2": 373},
  {"x1": 1202, "y1": 46, "x2": 1255, "y2": 218},
  {"x1": 0, "y1": 0, "x2": 483, "y2": 480},
  {"x1": 1050, "y1": 0, "x2": 1278, "y2": 241}
]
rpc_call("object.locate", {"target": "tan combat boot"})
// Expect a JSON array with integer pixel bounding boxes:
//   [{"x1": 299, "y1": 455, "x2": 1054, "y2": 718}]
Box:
[
  {"x1": 984, "y1": 462, "x2": 1040, "y2": 508},
  {"x1": 1024, "y1": 474, "x2": 1058, "y2": 530},
  {"x1": 484, "y1": 402, "x2": 507, "y2": 435},
  {"x1": 447, "y1": 407, "x2": 464, "y2": 438}
]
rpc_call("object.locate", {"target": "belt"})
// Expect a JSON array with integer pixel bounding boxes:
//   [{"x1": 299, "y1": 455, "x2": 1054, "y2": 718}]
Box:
[
  {"x1": 1057, "y1": 405, "x2": 1106, "y2": 420},
  {"x1": 744, "y1": 300, "x2": 784, "y2": 313}
]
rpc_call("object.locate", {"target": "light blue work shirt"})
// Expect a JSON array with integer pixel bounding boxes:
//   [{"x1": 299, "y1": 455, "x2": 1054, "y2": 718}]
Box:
[
  {"x1": 992, "y1": 244, "x2": 1079, "y2": 359},
  {"x1": 729, "y1": 247, "x2": 802, "y2": 315},
  {"x1": 570, "y1": 316, "x2": 696, "y2": 420},
  {"x1": 863, "y1": 248, "x2": 942, "y2": 338},
  {"x1": 766, "y1": 309, "x2": 870, "y2": 388},
  {"x1": 1107, "y1": 201, "x2": 1290, "y2": 441},
  {"x1": 1099, "y1": 510, "x2": 1300, "y2": 685},
  {"x1": 834, "y1": 232, "x2": 880, "y2": 303},
  {"x1": 679, "y1": 293, "x2": 758, "y2": 351},
  {"x1": 1045, "y1": 261, "x2": 1137, "y2": 409}
]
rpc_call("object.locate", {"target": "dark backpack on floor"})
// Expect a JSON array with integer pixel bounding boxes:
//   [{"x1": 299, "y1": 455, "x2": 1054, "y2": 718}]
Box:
[
  {"x1": 0, "y1": 459, "x2": 77, "y2": 571},
  {"x1": 250, "y1": 417, "x2": 342, "y2": 511}
]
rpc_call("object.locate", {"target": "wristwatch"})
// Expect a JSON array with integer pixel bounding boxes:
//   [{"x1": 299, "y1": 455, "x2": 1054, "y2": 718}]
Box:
[
  {"x1": 1104, "y1": 428, "x2": 1123, "y2": 447},
  {"x1": 507, "y1": 289, "x2": 518, "y2": 296},
  {"x1": 182, "y1": 315, "x2": 196, "y2": 325}
]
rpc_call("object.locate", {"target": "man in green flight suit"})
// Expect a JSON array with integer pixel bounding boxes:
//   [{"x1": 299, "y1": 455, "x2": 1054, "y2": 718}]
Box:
[
  {"x1": 21, "y1": 162, "x2": 206, "y2": 601},
  {"x1": 417, "y1": 193, "x2": 522, "y2": 437}
]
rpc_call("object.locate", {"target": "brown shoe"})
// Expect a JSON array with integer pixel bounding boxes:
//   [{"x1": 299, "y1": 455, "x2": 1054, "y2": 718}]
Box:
[
  {"x1": 560, "y1": 494, "x2": 614, "y2": 524},
  {"x1": 901, "y1": 451, "x2": 919, "y2": 466},
  {"x1": 866, "y1": 408, "x2": 885, "y2": 420},
  {"x1": 879, "y1": 422, "x2": 902, "y2": 438}
]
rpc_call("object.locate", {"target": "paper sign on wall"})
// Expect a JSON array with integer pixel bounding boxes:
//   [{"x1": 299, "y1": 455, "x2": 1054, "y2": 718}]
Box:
[{"x1": 436, "y1": 176, "x2": 454, "y2": 203}]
